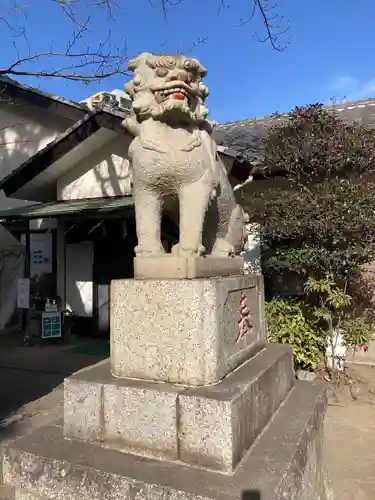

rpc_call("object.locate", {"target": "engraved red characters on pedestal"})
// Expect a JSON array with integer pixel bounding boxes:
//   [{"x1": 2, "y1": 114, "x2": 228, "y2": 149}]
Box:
[{"x1": 237, "y1": 291, "x2": 253, "y2": 342}]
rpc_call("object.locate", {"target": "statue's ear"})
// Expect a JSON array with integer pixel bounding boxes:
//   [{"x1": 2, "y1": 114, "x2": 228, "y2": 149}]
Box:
[
  {"x1": 191, "y1": 58, "x2": 207, "y2": 77},
  {"x1": 198, "y1": 65, "x2": 208, "y2": 77},
  {"x1": 128, "y1": 52, "x2": 153, "y2": 71},
  {"x1": 128, "y1": 58, "x2": 140, "y2": 71}
]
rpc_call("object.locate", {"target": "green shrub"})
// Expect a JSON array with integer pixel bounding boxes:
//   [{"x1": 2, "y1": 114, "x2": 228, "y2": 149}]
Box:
[
  {"x1": 241, "y1": 103, "x2": 375, "y2": 371},
  {"x1": 264, "y1": 103, "x2": 375, "y2": 181},
  {"x1": 266, "y1": 298, "x2": 322, "y2": 371},
  {"x1": 240, "y1": 104, "x2": 375, "y2": 288},
  {"x1": 341, "y1": 318, "x2": 372, "y2": 350},
  {"x1": 266, "y1": 277, "x2": 373, "y2": 372}
]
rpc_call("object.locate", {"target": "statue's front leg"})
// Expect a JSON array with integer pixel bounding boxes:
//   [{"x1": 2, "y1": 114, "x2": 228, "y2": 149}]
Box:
[
  {"x1": 133, "y1": 185, "x2": 165, "y2": 256},
  {"x1": 176, "y1": 179, "x2": 213, "y2": 257}
]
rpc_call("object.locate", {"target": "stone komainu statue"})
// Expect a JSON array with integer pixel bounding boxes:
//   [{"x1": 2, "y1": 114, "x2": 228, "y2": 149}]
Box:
[{"x1": 123, "y1": 52, "x2": 248, "y2": 258}]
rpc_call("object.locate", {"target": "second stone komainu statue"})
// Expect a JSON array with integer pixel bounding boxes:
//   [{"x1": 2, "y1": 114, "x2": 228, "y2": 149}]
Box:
[{"x1": 122, "y1": 52, "x2": 248, "y2": 278}]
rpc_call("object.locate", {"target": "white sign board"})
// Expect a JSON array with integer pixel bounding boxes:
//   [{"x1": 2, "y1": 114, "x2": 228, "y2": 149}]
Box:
[
  {"x1": 17, "y1": 278, "x2": 30, "y2": 309},
  {"x1": 30, "y1": 233, "x2": 53, "y2": 277}
]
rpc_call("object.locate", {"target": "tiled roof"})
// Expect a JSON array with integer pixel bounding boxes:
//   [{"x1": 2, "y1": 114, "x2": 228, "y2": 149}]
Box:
[
  {"x1": 213, "y1": 98, "x2": 375, "y2": 161},
  {"x1": 0, "y1": 196, "x2": 134, "y2": 221},
  {"x1": 0, "y1": 76, "x2": 129, "y2": 120},
  {"x1": 0, "y1": 75, "x2": 88, "y2": 113}
]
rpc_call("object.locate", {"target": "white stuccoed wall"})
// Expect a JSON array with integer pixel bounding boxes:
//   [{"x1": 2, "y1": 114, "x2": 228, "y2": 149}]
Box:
[
  {"x1": 57, "y1": 135, "x2": 132, "y2": 201},
  {"x1": 0, "y1": 101, "x2": 72, "y2": 331},
  {"x1": 0, "y1": 225, "x2": 25, "y2": 331},
  {"x1": 0, "y1": 101, "x2": 71, "y2": 183},
  {"x1": 65, "y1": 241, "x2": 94, "y2": 317},
  {"x1": 244, "y1": 223, "x2": 261, "y2": 275},
  {"x1": 56, "y1": 134, "x2": 133, "y2": 316}
]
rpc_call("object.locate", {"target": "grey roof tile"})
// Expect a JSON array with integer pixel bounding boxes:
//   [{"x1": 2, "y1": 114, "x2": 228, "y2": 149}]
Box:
[
  {"x1": 0, "y1": 75, "x2": 87, "y2": 112},
  {"x1": 213, "y1": 98, "x2": 375, "y2": 160}
]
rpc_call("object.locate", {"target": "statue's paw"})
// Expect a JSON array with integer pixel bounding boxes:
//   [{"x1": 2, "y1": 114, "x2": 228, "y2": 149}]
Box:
[
  {"x1": 211, "y1": 238, "x2": 235, "y2": 257},
  {"x1": 172, "y1": 243, "x2": 205, "y2": 257},
  {"x1": 135, "y1": 244, "x2": 166, "y2": 257}
]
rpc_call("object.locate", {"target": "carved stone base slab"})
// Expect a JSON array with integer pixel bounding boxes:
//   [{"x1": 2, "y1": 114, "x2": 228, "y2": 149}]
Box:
[
  {"x1": 64, "y1": 345, "x2": 294, "y2": 472},
  {"x1": 110, "y1": 275, "x2": 266, "y2": 385},
  {"x1": 134, "y1": 256, "x2": 244, "y2": 279},
  {"x1": 2, "y1": 381, "x2": 329, "y2": 500}
]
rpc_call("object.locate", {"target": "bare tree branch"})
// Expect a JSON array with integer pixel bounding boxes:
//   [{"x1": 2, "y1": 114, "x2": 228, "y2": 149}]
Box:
[
  {"x1": 160, "y1": 0, "x2": 289, "y2": 51},
  {"x1": 0, "y1": 0, "x2": 288, "y2": 86},
  {"x1": 238, "y1": 0, "x2": 289, "y2": 51},
  {"x1": 0, "y1": 0, "x2": 128, "y2": 83},
  {"x1": 0, "y1": 47, "x2": 128, "y2": 83}
]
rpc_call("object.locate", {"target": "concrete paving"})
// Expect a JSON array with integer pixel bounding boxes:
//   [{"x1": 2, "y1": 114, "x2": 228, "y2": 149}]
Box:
[
  {"x1": 323, "y1": 364, "x2": 375, "y2": 500},
  {"x1": 0, "y1": 341, "x2": 107, "y2": 448},
  {"x1": 325, "y1": 404, "x2": 375, "y2": 499}
]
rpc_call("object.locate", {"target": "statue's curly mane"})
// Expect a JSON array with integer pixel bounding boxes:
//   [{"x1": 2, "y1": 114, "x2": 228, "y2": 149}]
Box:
[{"x1": 123, "y1": 52, "x2": 212, "y2": 131}]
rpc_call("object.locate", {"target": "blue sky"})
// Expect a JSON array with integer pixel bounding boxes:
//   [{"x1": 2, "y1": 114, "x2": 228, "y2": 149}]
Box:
[{"x1": 1, "y1": 0, "x2": 375, "y2": 123}]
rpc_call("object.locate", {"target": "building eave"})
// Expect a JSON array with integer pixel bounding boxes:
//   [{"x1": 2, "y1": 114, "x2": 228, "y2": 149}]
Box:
[
  {"x1": 0, "y1": 109, "x2": 128, "y2": 200},
  {"x1": 0, "y1": 75, "x2": 90, "y2": 122}
]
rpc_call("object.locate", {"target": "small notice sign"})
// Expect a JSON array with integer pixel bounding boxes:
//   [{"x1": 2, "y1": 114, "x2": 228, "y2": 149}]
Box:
[
  {"x1": 17, "y1": 278, "x2": 30, "y2": 309},
  {"x1": 42, "y1": 312, "x2": 62, "y2": 339}
]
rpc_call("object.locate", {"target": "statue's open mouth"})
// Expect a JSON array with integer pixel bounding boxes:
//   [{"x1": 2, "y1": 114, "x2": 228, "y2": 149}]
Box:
[
  {"x1": 154, "y1": 81, "x2": 195, "y2": 105},
  {"x1": 162, "y1": 87, "x2": 189, "y2": 101}
]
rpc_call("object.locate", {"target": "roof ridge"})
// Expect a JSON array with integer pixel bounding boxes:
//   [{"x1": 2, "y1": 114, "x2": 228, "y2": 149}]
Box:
[
  {"x1": 0, "y1": 74, "x2": 87, "y2": 112},
  {"x1": 216, "y1": 97, "x2": 375, "y2": 128},
  {"x1": 215, "y1": 113, "x2": 287, "y2": 129}
]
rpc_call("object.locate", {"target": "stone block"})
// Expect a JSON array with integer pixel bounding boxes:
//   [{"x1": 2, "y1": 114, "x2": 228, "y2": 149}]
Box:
[
  {"x1": 0, "y1": 485, "x2": 14, "y2": 500},
  {"x1": 102, "y1": 383, "x2": 178, "y2": 460},
  {"x1": 111, "y1": 275, "x2": 265, "y2": 385},
  {"x1": 64, "y1": 363, "x2": 181, "y2": 461},
  {"x1": 178, "y1": 344, "x2": 295, "y2": 471},
  {"x1": 63, "y1": 345, "x2": 294, "y2": 472},
  {"x1": 3, "y1": 381, "x2": 329, "y2": 500},
  {"x1": 64, "y1": 368, "x2": 103, "y2": 442},
  {"x1": 134, "y1": 255, "x2": 244, "y2": 279}
]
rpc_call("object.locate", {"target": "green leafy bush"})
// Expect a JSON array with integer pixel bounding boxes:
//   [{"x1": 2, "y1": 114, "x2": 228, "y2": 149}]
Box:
[
  {"x1": 266, "y1": 298, "x2": 322, "y2": 371},
  {"x1": 266, "y1": 277, "x2": 373, "y2": 372},
  {"x1": 240, "y1": 104, "x2": 375, "y2": 285},
  {"x1": 244, "y1": 181, "x2": 375, "y2": 282},
  {"x1": 264, "y1": 104, "x2": 375, "y2": 181},
  {"x1": 243, "y1": 103, "x2": 375, "y2": 371},
  {"x1": 341, "y1": 318, "x2": 372, "y2": 350}
]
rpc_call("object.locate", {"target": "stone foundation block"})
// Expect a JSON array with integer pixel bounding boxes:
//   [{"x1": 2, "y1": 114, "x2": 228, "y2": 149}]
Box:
[
  {"x1": 102, "y1": 383, "x2": 178, "y2": 460},
  {"x1": 3, "y1": 381, "x2": 329, "y2": 500},
  {"x1": 64, "y1": 376, "x2": 103, "y2": 442},
  {"x1": 63, "y1": 345, "x2": 294, "y2": 472},
  {"x1": 178, "y1": 345, "x2": 294, "y2": 471},
  {"x1": 110, "y1": 274, "x2": 265, "y2": 385}
]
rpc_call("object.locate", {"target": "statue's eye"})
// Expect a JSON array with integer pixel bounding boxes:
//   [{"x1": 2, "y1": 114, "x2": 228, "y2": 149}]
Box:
[
  {"x1": 155, "y1": 68, "x2": 168, "y2": 78},
  {"x1": 133, "y1": 74, "x2": 142, "y2": 86}
]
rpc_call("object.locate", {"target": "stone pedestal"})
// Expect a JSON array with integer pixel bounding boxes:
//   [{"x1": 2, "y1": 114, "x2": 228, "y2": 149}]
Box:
[
  {"x1": 2, "y1": 379, "x2": 330, "y2": 500},
  {"x1": 110, "y1": 275, "x2": 265, "y2": 385},
  {"x1": 64, "y1": 345, "x2": 293, "y2": 472},
  {"x1": 1, "y1": 274, "x2": 330, "y2": 500}
]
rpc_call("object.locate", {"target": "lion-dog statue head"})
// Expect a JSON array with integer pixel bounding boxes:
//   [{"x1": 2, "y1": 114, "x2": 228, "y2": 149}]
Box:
[{"x1": 124, "y1": 52, "x2": 211, "y2": 128}]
